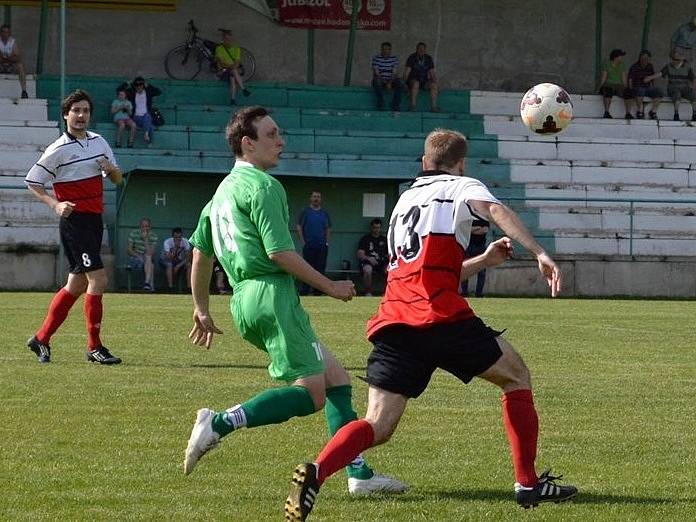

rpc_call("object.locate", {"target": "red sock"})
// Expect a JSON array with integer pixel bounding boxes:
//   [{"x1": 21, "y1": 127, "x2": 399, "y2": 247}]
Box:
[
  {"x1": 316, "y1": 419, "x2": 374, "y2": 485},
  {"x1": 502, "y1": 389, "x2": 539, "y2": 487},
  {"x1": 84, "y1": 293, "x2": 103, "y2": 350},
  {"x1": 36, "y1": 288, "x2": 79, "y2": 344}
]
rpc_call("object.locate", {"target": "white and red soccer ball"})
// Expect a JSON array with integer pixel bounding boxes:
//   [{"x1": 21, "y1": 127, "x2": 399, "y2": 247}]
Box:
[{"x1": 520, "y1": 83, "x2": 573, "y2": 135}]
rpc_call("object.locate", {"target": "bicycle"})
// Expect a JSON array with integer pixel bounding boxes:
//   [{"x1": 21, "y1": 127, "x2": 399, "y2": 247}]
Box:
[{"x1": 164, "y1": 20, "x2": 256, "y2": 82}]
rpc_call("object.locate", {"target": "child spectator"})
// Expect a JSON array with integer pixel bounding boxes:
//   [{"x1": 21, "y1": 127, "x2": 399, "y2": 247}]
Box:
[{"x1": 111, "y1": 87, "x2": 137, "y2": 148}]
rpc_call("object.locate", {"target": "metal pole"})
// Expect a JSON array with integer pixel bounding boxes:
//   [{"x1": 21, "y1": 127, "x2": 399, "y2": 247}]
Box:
[
  {"x1": 629, "y1": 201, "x2": 634, "y2": 257},
  {"x1": 307, "y1": 28, "x2": 314, "y2": 85},
  {"x1": 343, "y1": 0, "x2": 359, "y2": 86},
  {"x1": 59, "y1": 0, "x2": 66, "y2": 123},
  {"x1": 3, "y1": 6, "x2": 10, "y2": 25},
  {"x1": 36, "y1": 0, "x2": 49, "y2": 75},
  {"x1": 595, "y1": 0, "x2": 603, "y2": 87},
  {"x1": 641, "y1": 0, "x2": 654, "y2": 51}
]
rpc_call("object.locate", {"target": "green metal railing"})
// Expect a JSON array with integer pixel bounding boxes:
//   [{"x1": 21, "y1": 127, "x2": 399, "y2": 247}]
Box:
[{"x1": 499, "y1": 196, "x2": 696, "y2": 257}]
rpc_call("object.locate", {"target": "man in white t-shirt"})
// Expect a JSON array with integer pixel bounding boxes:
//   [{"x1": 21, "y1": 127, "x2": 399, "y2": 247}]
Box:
[
  {"x1": 0, "y1": 24, "x2": 28, "y2": 98},
  {"x1": 159, "y1": 227, "x2": 192, "y2": 291}
]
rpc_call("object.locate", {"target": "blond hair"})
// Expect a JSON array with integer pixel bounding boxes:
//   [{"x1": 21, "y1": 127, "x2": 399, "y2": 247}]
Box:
[{"x1": 424, "y1": 129, "x2": 468, "y2": 169}]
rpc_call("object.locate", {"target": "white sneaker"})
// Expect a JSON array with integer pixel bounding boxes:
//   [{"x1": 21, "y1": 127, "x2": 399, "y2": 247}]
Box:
[
  {"x1": 348, "y1": 473, "x2": 409, "y2": 496},
  {"x1": 183, "y1": 408, "x2": 221, "y2": 475}
]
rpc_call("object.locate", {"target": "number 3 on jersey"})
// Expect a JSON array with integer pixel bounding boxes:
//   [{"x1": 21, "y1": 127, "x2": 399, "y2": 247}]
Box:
[
  {"x1": 211, "y1": 200, "x2": 239, "y2": 257},
  {"x1": 389, "y1": 205, "x2": 422, "y2": 265}
]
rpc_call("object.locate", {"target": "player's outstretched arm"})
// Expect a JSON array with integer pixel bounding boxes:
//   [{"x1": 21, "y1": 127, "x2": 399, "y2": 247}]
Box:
[
  {"x1": 472, "y1": 201, "x2": 562, "y2": 297},
  {"x1": 269, "y1": 250, "x2": 356, "y2": 302},
  {"x1": 189, "y1": 248, "x2": 223, "y2": 349},
  {"x1": 460, "y1": 237, "x2": 513, "y2": 281}
]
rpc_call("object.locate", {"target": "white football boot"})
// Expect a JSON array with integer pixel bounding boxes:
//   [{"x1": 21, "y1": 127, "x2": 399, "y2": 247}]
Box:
[
  {"x1": 184, "y1": 408, "x2": 221, "y2": 475},
  {"x1": 348, "y1": 473, "x2": 409, "y2": 496}
]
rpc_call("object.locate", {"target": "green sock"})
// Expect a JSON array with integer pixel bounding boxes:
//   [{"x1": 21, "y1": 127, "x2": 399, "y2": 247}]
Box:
[
  {"x1": 325, "y1": 385, "x2": 374, "y2": 480},
  {"x1": 212, "y1": 385, "x2": 316, "y2": 437}
]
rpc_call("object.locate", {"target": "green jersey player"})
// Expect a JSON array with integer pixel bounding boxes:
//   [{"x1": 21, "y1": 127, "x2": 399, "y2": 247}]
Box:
[{"x1": 183, "y1": 106, "x2": 407, "y2": 496}]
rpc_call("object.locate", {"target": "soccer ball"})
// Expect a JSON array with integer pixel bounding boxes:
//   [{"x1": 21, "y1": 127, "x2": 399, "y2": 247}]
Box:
[{"x1": 520, "y1": 83, "x2": 573, "y2": 135}]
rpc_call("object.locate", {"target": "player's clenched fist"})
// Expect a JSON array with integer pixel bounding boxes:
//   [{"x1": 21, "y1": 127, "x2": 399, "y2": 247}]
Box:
[
  {"x1": 54, "y1": 201, "x2": 75, "y2": 217},
  {"x1": 327, "y1": 280, "x2": 356, "y2": 302}
]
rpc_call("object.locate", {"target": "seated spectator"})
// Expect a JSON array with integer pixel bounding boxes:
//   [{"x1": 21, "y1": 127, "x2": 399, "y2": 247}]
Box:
[
  {"x1": 628, "y1": 50, "x2": 663, "y2": 119},
  {"x1": 356, "y1": 218, "x2": 388, "y2": 296},
  {"x1": 371, "y1": 41, "x2": 404, "y2": 111},
  {"x1": 404, "y1": 42, "x2": 439, "y2": 112},
  {"x1": 159, "y1": 227, "x2": 192, "y2": 292},
  {"x1": 127, "y1": 217, "x2": 158, "y2": 291},
  {"x1": 215, "y1": 29, "x2": 250, "y2": 105},
  {"x1": 670, "y1": 15, "x2": 696, "y2": 67},
  {"x1": 0, "y1": 24, "x2": 28, "y2": 98},
  {"x1": 213, "y1": 258, "x2": 230, "y2": 294},
  {"x1": 461, "y1": 218, "x2": 490, "y2": 298},
  {"x1": 111, "y1": 87, "x2": 137, "y2": 148},
  {"x1": 120, "y1": 76, "x2": 161, "y2": 147},
  {"x1": 599, "y1": 49, "x2": 634, "y2": 119},
  {"x1": 644, "y1": 50, "x2": 696, "y2": 121}
]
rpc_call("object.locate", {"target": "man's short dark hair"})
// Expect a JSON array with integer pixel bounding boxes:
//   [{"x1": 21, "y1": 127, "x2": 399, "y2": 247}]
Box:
[
  {"x1": 0, "y1": 24, "x2": 10, "y2": 31},
  {"x1": 381, "y1": 41, "x2": 391, "y2": 48},
  {"x1": 226, "y1": 106, "x2": 269, "y2": 156},
  {"x1": 116, "y1": 87, "x2": 126, "y2": 94},
  {"x1": 172, "y1": 227, "x2": 183, "y2": 235},
  {"x1": 417, "y1": 42, "x2": 426, "y2": 48},
  {"x1": 61, "y1": 89, "x2": 94, "y2": 117},
  {"x1": 424, "y1": 129, "x2": 468, "y2": 169},
  {"x1": 370, "y1": 218, "x2": 382, "y2": 226}
]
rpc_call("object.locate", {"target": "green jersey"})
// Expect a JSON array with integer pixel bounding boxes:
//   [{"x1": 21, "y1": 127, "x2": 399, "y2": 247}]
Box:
[{"x1": 189, "y1": 162, "x2": 295, "y2": 286}]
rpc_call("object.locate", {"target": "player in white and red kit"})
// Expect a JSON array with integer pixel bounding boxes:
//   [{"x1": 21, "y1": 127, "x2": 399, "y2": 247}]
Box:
[
  {"x1": 286, "y1": 129, "x2": 577, "y2": 521},
  {"x1": 24, "y1": 90, "x2": 123, "y2": 365}
]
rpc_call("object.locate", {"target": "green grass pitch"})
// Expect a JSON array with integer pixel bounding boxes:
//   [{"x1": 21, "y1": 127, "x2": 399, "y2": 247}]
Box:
[{"x1": 1, "y1": 293, "x2": 694, "y2": 521}]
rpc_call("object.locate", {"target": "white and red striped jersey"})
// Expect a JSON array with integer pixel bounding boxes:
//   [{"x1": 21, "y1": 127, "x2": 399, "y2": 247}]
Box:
[
  {"x1": 366, "y1": 172, "x2": 501, "y2": 339},
  {"x1": 25, "y1": 131, "x2": 116, "y2": 214}
]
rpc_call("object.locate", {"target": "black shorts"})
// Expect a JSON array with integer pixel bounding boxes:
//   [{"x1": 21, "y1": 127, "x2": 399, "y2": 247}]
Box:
[
  {"x1": 59, "y1": 212, "x2": 104, "y2": 274},
  {"x1": 360, "y1": 259, "x2": 386, "y2": 273},
  {"x1": 365, "y1": 317, "x2": 504, "y2": 398}
]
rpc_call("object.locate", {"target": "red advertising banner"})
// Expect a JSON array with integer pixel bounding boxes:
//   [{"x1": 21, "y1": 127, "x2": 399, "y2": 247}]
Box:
[{"x1": 278, "y1": 0, "x2": 391, "y2": 30}]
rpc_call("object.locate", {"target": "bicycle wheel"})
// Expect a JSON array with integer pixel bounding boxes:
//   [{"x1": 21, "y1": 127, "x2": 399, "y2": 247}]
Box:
[
  {"x1": 164, "y1": 44, "x2": 203, "y2": 80},
  {"x1": 238, "y1": 47, "x2": 256, "y2": 82}
]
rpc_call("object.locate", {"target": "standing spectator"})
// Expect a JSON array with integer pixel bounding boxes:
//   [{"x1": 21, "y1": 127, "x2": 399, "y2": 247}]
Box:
[
  {"x1": 599, "y1": 49, "x2": 634, "y2": 119},
  {"x1": 356, "y1": 218, "x2": 388, "y2": 296},
  {"x1": 671, "y1": 15, "x2": 696, "y2": 67},
  {"x1": 111, "y1": 87, "x2": 137, "y2": 148},
  {"x1": 24, "y1": 89, "x2": 122, "y2": 365},
  {"x1": 644, "y1": 50, "x2": 696, "y2": 121},
  {"x1": 128, "y1": 217, "x2": 158, "y2": 291},
  {"x1": 371, "y1": 42, "x2": 403, "y2": 111},
  {"x1": 215, "y1": 29, "x2": 251, "y2": 106},
  {"x1": 403, "y1": 42, "x2": 439, "y2": 112},
  {"x1": 0, "y1": 24, "x2": 28, "y2": 98},
  {"x1": 213, "y1": 258, "x2": 230, "y2": 294},
  {"x1": 121, "y1": 76, "x2": 161, "y2": 147},
  {"x1": 461, "y1": 218, "x2": 490, "y2": 298},
  {"x1": 296, "y1": 191, "x2": 331, "y2": 296},
  {"x1": 628, "y1": 50, "x2": 663, "y2": 120},
  {"x1": 159, "y1": 227, "x2": 192, "y2": 292}
]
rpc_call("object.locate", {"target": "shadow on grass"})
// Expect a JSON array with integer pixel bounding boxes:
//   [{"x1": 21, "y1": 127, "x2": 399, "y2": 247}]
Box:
[{"x1": 354, "y1": 488, "x2": 689, "y2": 506}]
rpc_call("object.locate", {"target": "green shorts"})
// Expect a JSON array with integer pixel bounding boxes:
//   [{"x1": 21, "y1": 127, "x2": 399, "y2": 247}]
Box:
[{"x1": 231, "y1": 274, "x2": 324, "y2": 382}]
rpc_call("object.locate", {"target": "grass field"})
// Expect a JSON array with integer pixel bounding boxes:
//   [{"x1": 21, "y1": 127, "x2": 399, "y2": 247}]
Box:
[{"x1": 1, "y1": 293, "x2": 694, "y2": 521}]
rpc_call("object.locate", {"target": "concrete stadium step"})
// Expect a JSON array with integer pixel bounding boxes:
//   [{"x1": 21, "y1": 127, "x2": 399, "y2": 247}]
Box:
[
  {"x1": 522, "y1": 186, "x2": 696, "y2": 210},
  {"x1": 496, "y1": 135, "x2": 696, "y2": 163},
  {"x1": 535, "y1": 208, "x2": 696, "y2": 234},
  {"x1": 0, "y1": 224, "x2": 58, "y2": 246},
  {"x1": 553, "y1": 233, "x2": 696, "y2": 256},
  {"x1": 471, "y1": 90, "x2": 696, "y2": 120},
  {"x1": 0, "y1": 146, "x2": 42, "y2": 171},
  {"x1": 0, "y1": 98, "x2": 48, "y2": 121},
  {"x1": 484, "y1": 115, "x2": 696, "y2": 140},
  {"x1": 0, "y1": 74, "x2": 37, "y2": 98},
  {"x1": 39, "y1": 75, "x2": 473, "y2": 115},
  {"x1": 508, "y1": 159, "x2": 696, "y2": 187},
  {"x1": 0, "y1": 121, "x2": 60, "y2": 146}
]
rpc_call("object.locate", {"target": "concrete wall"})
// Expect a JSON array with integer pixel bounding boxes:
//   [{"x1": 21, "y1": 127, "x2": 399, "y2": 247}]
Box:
[
  {"x1": 4, "y1": 248, "x2": 695, "y2": 297},
  {"x1": 2, "y1": 0, "x2": 692, "y2": 92}
]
